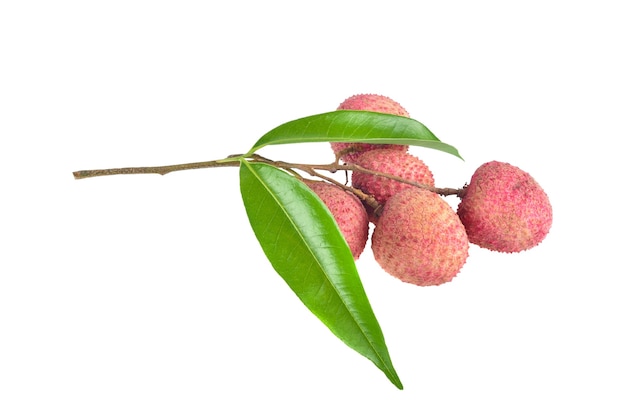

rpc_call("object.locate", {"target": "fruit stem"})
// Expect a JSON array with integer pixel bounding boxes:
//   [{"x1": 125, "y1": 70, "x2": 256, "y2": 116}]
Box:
[
  {"x1": 72, "y1": 154, "x2": 465, "y2": 198},
  {"x1": 72, "y1": 156, "x2": 242, "y2": 179}
]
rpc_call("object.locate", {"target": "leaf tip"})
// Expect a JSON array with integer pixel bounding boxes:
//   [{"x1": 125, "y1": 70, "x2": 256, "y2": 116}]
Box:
[{"x1": 394, "y1": 379, "x2": 404, "y2": 390}]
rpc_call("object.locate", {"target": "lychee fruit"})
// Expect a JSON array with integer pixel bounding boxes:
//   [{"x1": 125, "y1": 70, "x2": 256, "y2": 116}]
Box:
[
  {"x1": 305, "y1": 180, "x2": 370, "y2": 259},
  {"x1": 371, "y1": 187, "x2": 469, "y2": 286},
  {"x1": 351, "y1": 148, "x2": 435, "y2": 220},
  {"x1": 457, "y1": 161, "x2": 552, "y2": 253},
  {"x1": 331, "y1": 93, "x2": 410, "y2": 163}
]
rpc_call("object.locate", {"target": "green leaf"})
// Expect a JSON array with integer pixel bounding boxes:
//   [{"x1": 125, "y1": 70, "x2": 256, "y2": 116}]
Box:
[
  {"x1": 239, "y1": 160, "x2": 403, "y2": 389},
  {"x1": 248, "y1": 110, "x2": 463, "y2": 159}
]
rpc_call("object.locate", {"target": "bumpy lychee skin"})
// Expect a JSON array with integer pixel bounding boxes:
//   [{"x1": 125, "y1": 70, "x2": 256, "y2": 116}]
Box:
[
  {"x1": 457, "y1": 161, "x2": 552, "y2": 253},
  {"x1": 338, "y1": 93, "x2": 410, "y2": 116},
  {"x1": 372, "y1": 188, "x2": 469, "y2": 286},
  {"x1": 331, "y1": 93, "x2": 409, "y2": 163},
  {"x1": 305, "y1": 180, "x2": 370, "y2": 259},
  {"x1": 351, "y1": 148, "x2": 435, "y2": 207}
]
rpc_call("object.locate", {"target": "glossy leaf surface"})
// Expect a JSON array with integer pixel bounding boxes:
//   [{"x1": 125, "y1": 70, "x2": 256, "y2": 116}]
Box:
[
  {"x1": 248, "y1": 110, "x2": 462, "y2": 159},
  {"x1": 239, "y1": 160, "x2": 403, "y2": 389}
]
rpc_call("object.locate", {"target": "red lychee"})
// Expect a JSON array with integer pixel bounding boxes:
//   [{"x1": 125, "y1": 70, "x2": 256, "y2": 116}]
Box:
[
  {"x1": 372, "y1": 188, "x2": 469, "y2": 286},
  {"x1": 457, "y1": 161, "x2": 552, "y2": 253},
  {"x1": 331, "y1": 93, "x2": 410, "y2": 163},
  {"x1": 305, "y1": 180, "x2": 370, "y2": 259},
  {"x1": 351, "y1": 148, "x2": 435, "y2": 218}
]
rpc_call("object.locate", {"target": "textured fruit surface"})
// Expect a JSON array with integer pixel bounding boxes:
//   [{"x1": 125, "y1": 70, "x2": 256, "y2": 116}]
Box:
[
  {"x1": 457, "y1": 161, "x2": 552, "y2": 253},
  {"x1": 338, "y1": 93, "x2": 410, "y2": 116},
  {"x1": 305, "y1": 180, "x2": 370, "y2": 259},
  {"x1": 372, "y1": 188, "x2": 469, "y2": 286},
  {"x1": 331, "y1": 93, "x2": 409, "y2": 162},
  {"x1": 351, "y1": 148, "x2": 435, "y2": 207}
]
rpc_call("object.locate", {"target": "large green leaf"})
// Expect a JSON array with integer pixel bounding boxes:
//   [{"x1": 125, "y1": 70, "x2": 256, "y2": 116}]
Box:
[
  {"x1": 239, "y1": 160, "x2": 403, "y2": 389},
  {"x1": 247, "y1": 110, "x2": 462, "y2": 159}
]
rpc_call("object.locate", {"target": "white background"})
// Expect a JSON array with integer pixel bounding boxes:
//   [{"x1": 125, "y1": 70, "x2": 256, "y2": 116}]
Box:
[{"x1": 2, "y1": 1, "x2": 625, "y2": 413}]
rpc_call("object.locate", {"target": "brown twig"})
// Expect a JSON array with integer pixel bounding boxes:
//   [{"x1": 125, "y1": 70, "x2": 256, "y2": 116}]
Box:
[
  {"x1": 72, "y1": 154, "x2": 465, "y2": 198},
  {"x1": 72, "y1": 159, "x2": 241, "y2": 179}
]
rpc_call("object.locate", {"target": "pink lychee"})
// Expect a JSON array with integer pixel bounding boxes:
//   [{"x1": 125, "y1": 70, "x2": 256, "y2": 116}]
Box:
[
  {"x1": 457, "y1": 161, "x2": 552, "y2": 253},
  {"x1": 305, "y1": 180, "x2": 370, "y2": 259},
  {"x1": 372, "y1": 187, "x2": 469, "y2": 286},
  {"x1": 351, "y1": 148, "x2": 435, "y2": 217},
  {"x1": 331, "y1": 93, "x2": 410, "y2": 163}
]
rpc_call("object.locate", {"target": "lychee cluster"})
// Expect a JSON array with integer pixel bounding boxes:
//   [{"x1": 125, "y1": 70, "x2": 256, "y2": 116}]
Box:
[{"x1": 310, "y1": 93, "x2": 553, "y2": 287}]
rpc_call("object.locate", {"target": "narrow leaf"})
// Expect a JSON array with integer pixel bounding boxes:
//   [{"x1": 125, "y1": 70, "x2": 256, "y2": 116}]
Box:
[
  {"x1": 239, "y1": 160, "x2": 403, "y2": 389},
  {"x1": 248, "y1": 110, "x2": 462, "y2": 159}
]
